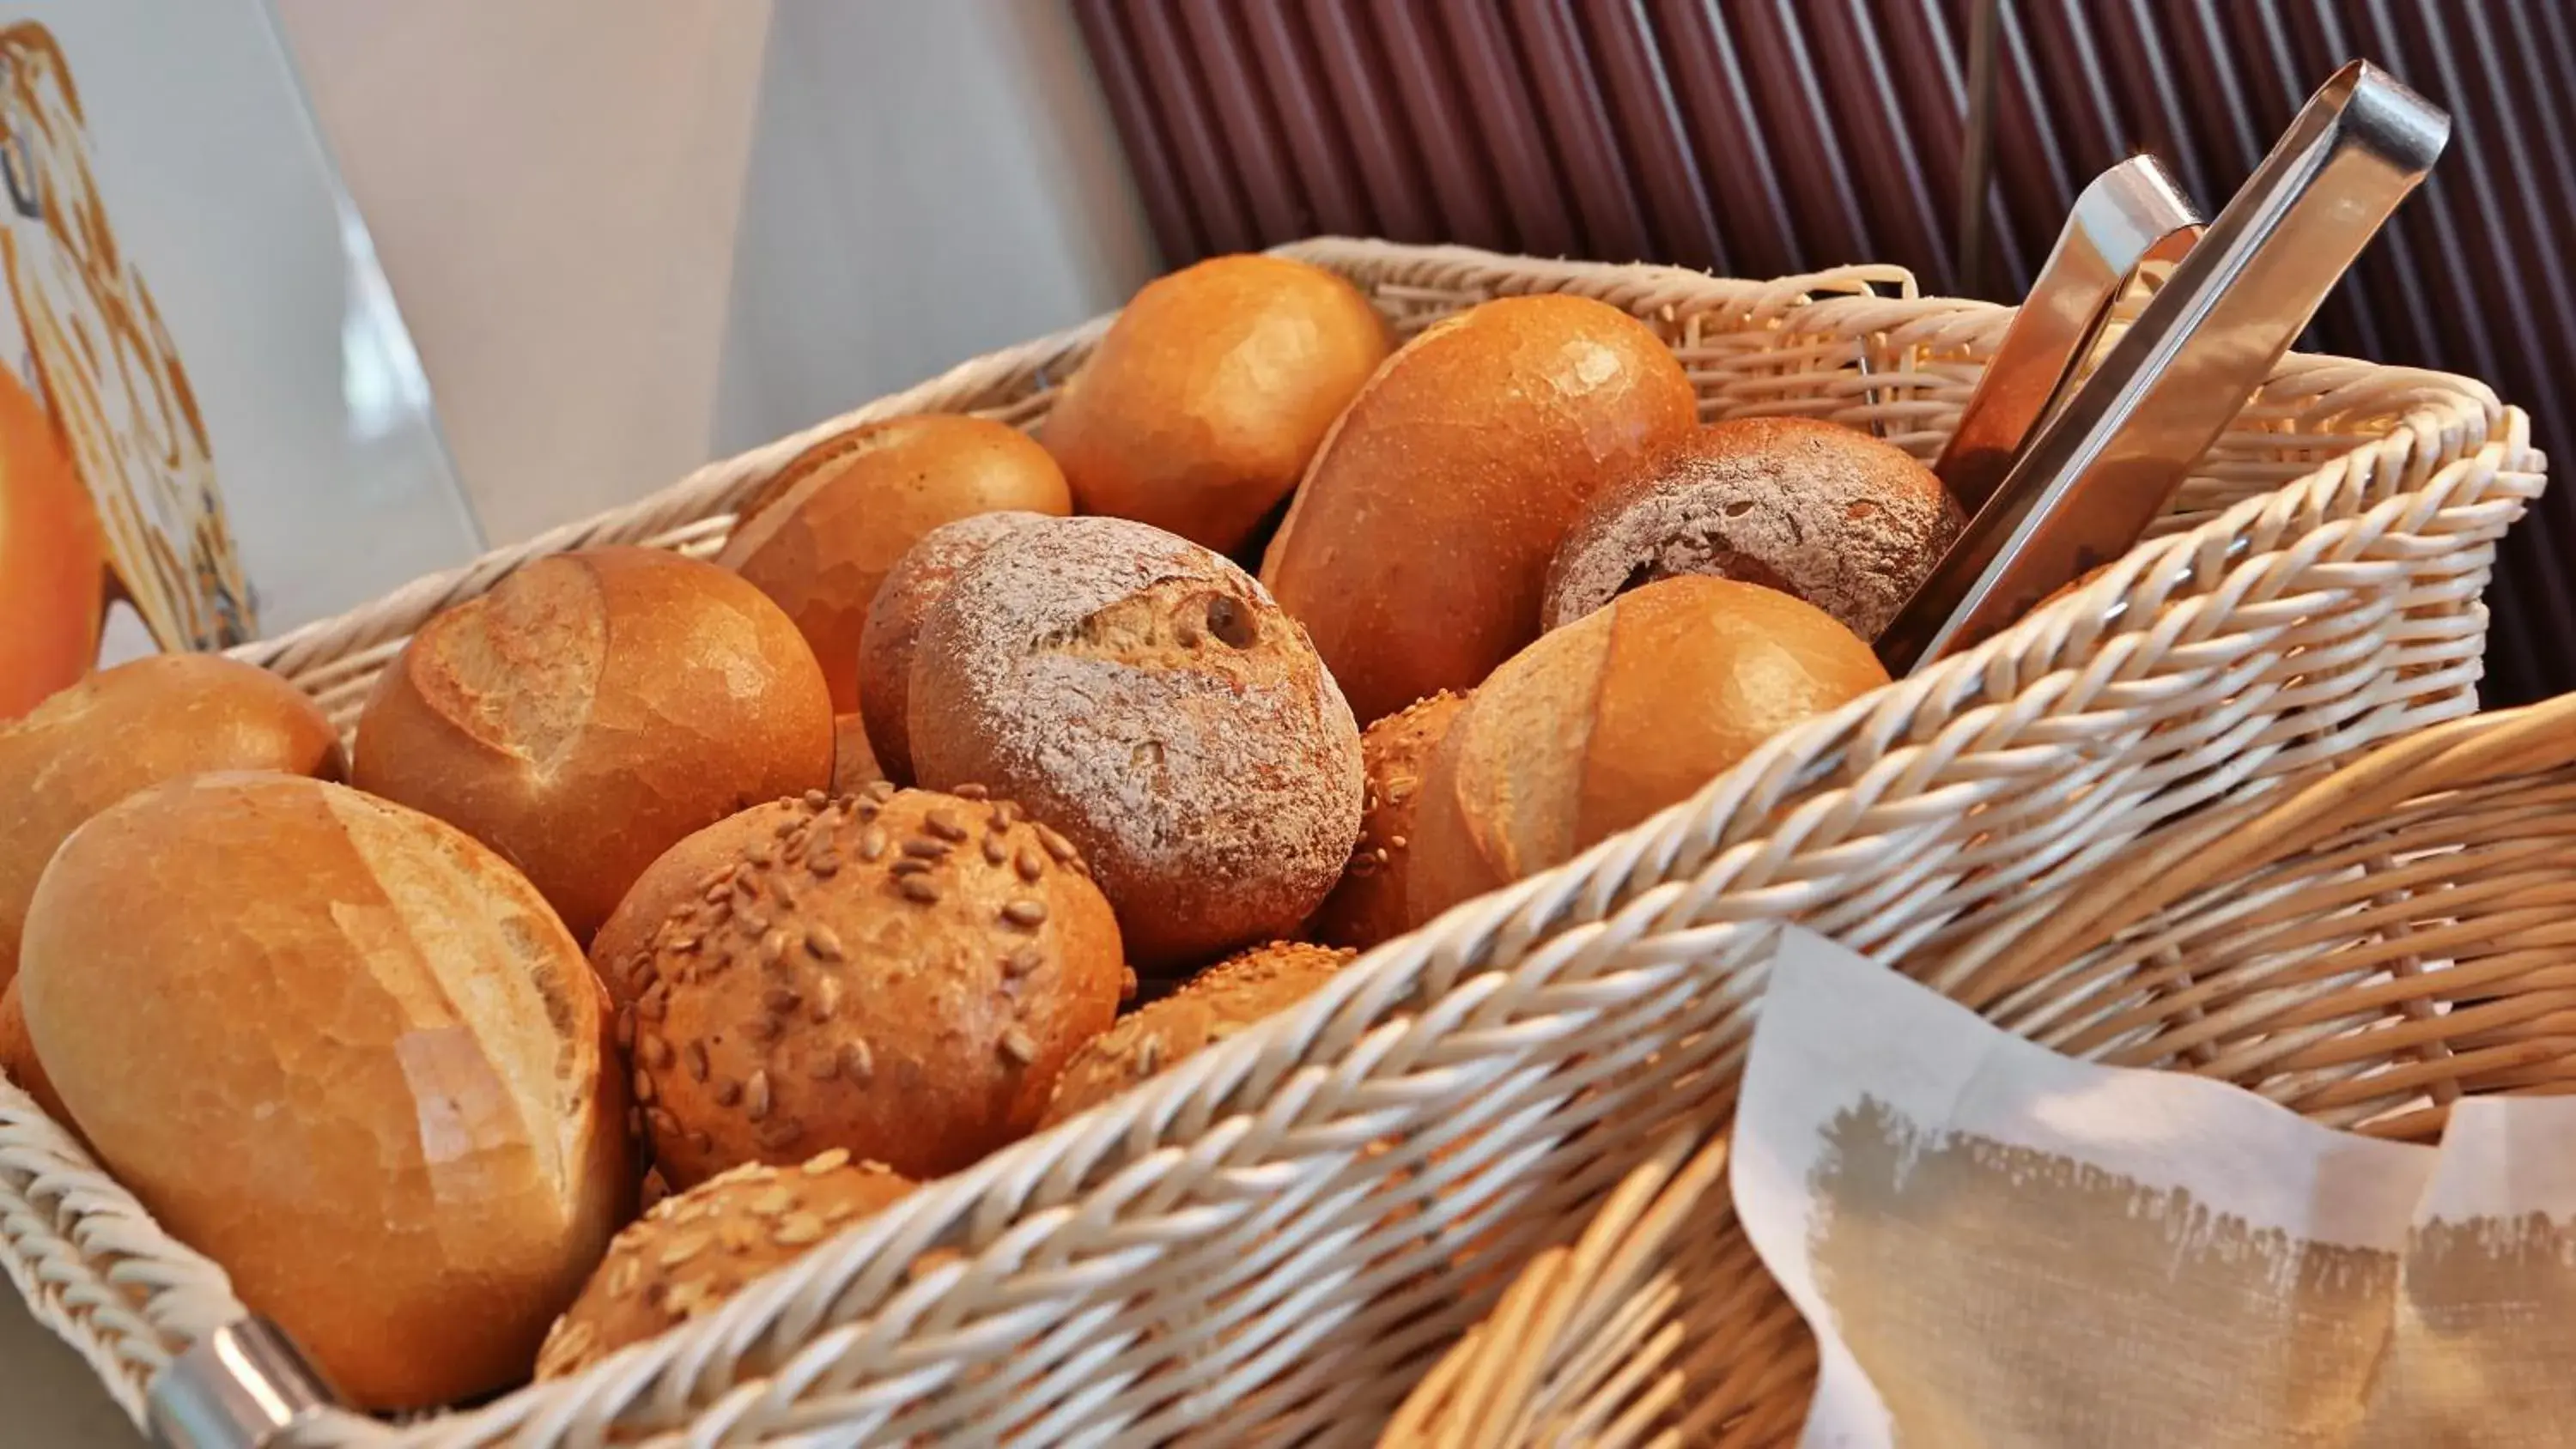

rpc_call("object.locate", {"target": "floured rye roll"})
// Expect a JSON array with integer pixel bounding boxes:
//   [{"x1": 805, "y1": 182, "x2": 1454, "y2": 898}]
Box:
[{"x1": 908, "y1": 516, "x2": 1364, "y2": 971}]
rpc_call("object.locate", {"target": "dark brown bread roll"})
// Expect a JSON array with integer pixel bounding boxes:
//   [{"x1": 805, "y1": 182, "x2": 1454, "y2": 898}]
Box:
[
  {"x1": 632, "y1": 785, "x2": 1125, "y2": 1185},
  {"x1": 1042, "y1": 941, "x2": 1351, "y2": 1125},
  {"x1": 354, "y1": 547, "x2": 834, "y2": 942},
  {"x1": 908, "y1": 516, "x2": 1364, "y2": 971},
  {"x1": 536, "y1": 1150, "x2": 914, "y2": 1379},
  {"x1": 1544, "y1": 416, "x2": 1963, "y2": 640},
  {"x1": 1303, "y1": 691, "x2": 1469, "y2": 951},
  {"x1": 855, "y1": 509, "x2": 1057, "y2": 783}
]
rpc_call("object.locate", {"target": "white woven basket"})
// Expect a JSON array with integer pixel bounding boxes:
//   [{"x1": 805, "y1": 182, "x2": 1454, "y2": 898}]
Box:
[{"x1": 0, "y1": 239, "x2": 2543, "y2": 1446}]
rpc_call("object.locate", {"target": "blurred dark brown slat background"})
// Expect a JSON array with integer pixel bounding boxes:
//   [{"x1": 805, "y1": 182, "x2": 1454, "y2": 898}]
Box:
[{"x1": 1072, "y1": 0, "x2": 2573, "y2": 705}]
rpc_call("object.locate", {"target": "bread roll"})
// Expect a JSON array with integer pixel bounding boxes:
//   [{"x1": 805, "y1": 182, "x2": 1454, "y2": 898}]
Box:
[
  {"x1": 831, "y1": 714, "x2": 885, "y2": 794},
  {"x1": 1042, "y1": 254, "x2": 1390, "y2": 553},
  {"x1": 908, "y1": 516, "x2": 1364, "y2": 970},
  {"x1": 537, "y1": 1150, "x2": 913, "y2": 1380},
  {"x1": 589, "y1": 797, "x2": 814, "y2": 1009},
  {"x1": 1408, "y1": 577, "x2": 1888, "y2": 925},
  {"x1": 634, "y1": 785, "x2": 1124, "y2": 1185},
  {"x1": 855, "y1": 509, "x2": 1055, "y2": 783},
  {"x1": 1303, "y1": 691, "x2": 1468, "y2": 950},
  {"x1": 355, "y1": 547, "x2": 833, "y2": 941},
  {"x1": 0, "y1": 653, "x2": 342, "y2": 990},
  {"x1": 17, "y1": 773, "x2": 630, "y2": 1409},
  {"x1": 1261, "y1": 294, "x2": 1698, "y2": 723},
  {"x1": 718, "y1": 415, "x2": 1072, "y2": 710},
  {"x1": 1545, "y1": 417, "x2": 1962, "y2": 639},
  {"x1": 1042, "y1": 941, "x2": 1349, "y2": 1125},
  {"x1": 0, "y1": 979, "x2": 69, "y2": 1128}
]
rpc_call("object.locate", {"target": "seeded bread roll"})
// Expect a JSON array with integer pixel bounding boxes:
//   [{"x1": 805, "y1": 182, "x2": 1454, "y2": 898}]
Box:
[
  {"x1": 0, "y1": 979, "x2": 70, "y2": 1129},
  {"x1": 855, "y1": 510, "x2": 1056, "y2": 783},
  {"x1": 908, "y1": 516, "x2": 1364, "y2": 971},
  {"x1": 590, "y1": 798, "x2": 815, "y2": 1010},
  {"x1": 1261, "y1": 294, "x2": 1698, "y2": 723},
  {"x1": 1545, "y1": 417, "x2": 1963, "y2": 640},
  {"x1": 355, "y1": 547, "x2": 834, "y2": 941},
  {"x1": 1409, "y1": 577, "x2": 1889, "y2": 926},
  {"x1": 1042, "y1": 254, "x2": 1391, "y2": 553},
  {"x1": 536, "y1": 1149, "x2": 914, "y2": 1379},
  {"x1": 0, "y1": 653, "x2": 342, "y2": 990},
  {"x1": 18, "y1": 773, "x2": 630, "y2": 1409},
  {"x1": 718, "y1": 415, "x2": 1072, "y2": 711},
  {"x1": 1042, "y1": 942, "x2": 1350, "y2": 1125},
  {"x1": 1303, "y1": 691, "x2": 1468, "y2": 950},
  {"x1": 634, "y1": 785, "x2": 1124, "y2": 1185}
]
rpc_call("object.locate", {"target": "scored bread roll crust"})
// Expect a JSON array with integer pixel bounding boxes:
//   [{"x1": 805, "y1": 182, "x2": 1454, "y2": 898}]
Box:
[
  {"x1": 856, "y1": 509, "x2": 1056, "y2": 783},
  {"x1": 908, "y1": 516, "x2": 1364, "y2": 970},
  {"x1": 355, "y1": 546, "x2": 834, "y2": 942},
  {"x1": 0, "y1": 652, "x2": 343, "y2": 991},
  {"x1": 1408, "y1": 576, "x2": 1889, "y2": 926},
  {"x1": 536, "y1": 1150, "x2": 914, "y2": 1380},
  {"x1": 1303, "y1": 691, "x2": 1468, "y2": 951},
  {"x1": 1544, "y1": 416, "x2": 1963, "y2": 639},
  {"x1": 1042, "y1": 254, "x2": 1391, "y2": 554},
  {"x1": 1042, "y1": 941, "x2": 1351, "y2": 1125},
  {"x1": 17, "y1": 773, "x2": 630, "y2": 1410},
  {"x1": 717, "y1": 415, "x2": 1072, "y2": 711},
  {"x1": 634, "y1": 785, "x2": 1124, "y2": 1185},
  {"x1": 1261, "y1": 293, "x2": 1698, "y2": 724}
]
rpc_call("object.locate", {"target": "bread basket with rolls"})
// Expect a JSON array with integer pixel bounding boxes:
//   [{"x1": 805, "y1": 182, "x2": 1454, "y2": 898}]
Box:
[{"x1": 0, "y1": 237, "x2": 2543, "y2": 1446}]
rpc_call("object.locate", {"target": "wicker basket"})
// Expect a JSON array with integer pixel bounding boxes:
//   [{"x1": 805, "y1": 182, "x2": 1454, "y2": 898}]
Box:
[
  {"x1": 1385, "y1": 689, "x2": 2576, "y2": 1447},
  {"x1": 0, "y1": 239, "x2": 2544, "y2": 1446}
]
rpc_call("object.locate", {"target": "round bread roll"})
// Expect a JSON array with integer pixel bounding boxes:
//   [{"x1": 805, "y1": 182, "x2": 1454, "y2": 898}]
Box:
[
  {"x1": 1544, "y1": 416, "x2": 1963, "y2": 640},
  {"x1": 634, "y1": 785, "x2": 1124, "y2": 1185},
  {"x1": 1042, "y1": 941, "x2": 1349, "y2": 1126},
  {"x1": 1408, "y1": 576, "x2": 1888, "y2": 926},
  {"x1": 536, "y1": 1150, "x2": 914, "y2": 1380},
  {"x1": 855, "y1": 509, "x2": 1056, "y2": 783},
  {"x1": 831, "y1": 713, "x2": 885, "y2": 795},
  {"x1": 908, "y1": 516, "x2": 1364, "y2": 970},
  {"x1": 589, "y1": 798, "x2": 813, "y2": 1009},
  {"x1": 1303, "y1": 691, "x2": 1468, "y2": 950},
  {"x1": 1042, "y1": 254, "x2": 1390, "y2": 554},
  {"x1": 0, "y1": 653, "x2": 342, "y2": 990},
  {"x1": 0, "y1": 978, "x2": 70, "y2": 1129},
  {"x1": 355, "y1": 546, "x2": 834, "y2": 942},
  {"x1": 717, "y1": 415, "x2": 1072, "y2": 711},
  {"x1": 17, "y1": 773, "x2": 630, "y2": 1409},
  {"x1": 1261, "y1": 294, "x2": 1698, "y2": 723}
]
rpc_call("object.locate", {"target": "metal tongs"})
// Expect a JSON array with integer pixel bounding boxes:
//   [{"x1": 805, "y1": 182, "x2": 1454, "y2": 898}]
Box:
[{"x1": 1877, "y1": 61, "x2": 2451, "y2": 676}]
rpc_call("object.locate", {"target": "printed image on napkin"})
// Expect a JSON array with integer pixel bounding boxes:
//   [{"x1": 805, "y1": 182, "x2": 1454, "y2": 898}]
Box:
[{"x1": 1733, "y1": 925, "x2": 2576, "y2": 1449}]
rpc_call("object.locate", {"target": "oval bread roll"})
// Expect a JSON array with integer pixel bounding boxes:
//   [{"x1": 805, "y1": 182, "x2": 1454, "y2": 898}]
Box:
[
  {"x1": 0, "y1": 978, "x2": 70, "y2": 1129},
  {"x1": 1261, "y1": 294, "x2": 1698, "y2": 723},
  {"x1": 1303, "y1": 690, "x2": 1468, "y2": 951},
  {"x1": 718, "y1": 415, "x2": 1071, "y2": 710},
  {"x1": 1407, "y1": 576, "x2": 1889, "y2": 925},
  {"x1": 0, "y1": 653, "x2": 342, "y2": 991},
  {"x1": 17, "y1": 773, "x2": 630, "y2": 1409},
  {"x1": 355, "y1": 547, "x2": 833, "y2": 941}
]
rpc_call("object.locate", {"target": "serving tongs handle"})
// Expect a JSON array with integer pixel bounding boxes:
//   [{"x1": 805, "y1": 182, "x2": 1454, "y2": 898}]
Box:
[{"x1": 1881, "y1": 60, "x2": 2451, "y2": 676}]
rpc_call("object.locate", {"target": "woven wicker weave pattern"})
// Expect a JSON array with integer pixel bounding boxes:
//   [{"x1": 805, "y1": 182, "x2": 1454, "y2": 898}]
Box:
[{"x1": 0, "y1": 239, "x2": 2542, "y2": 1446}]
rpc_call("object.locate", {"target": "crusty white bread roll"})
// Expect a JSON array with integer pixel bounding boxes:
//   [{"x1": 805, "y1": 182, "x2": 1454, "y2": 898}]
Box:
[
  {"x1": 536, "y1": 1150, "x2": 914, "y2": 1380},
  {"x1": 1261, "y1": 294, "x2": 1698, "y2": 723},
  {"x1": 1545, "y1": 416, "x2": 1963, "y2": 639},
  {"x1": 1407, "y1": 577, "x2": 1889, "y2": 926},
  {"x1": 1303, "y1": 690, "x2": 1468, "y2": 951},
  {"x1": 908, "y1": 516, "x2": 1364, "y2": 970},
  {"x1": 354, "y1": 546, "x2": 834, "y2": 942},
  {"x1": 0, "y1": 653, "x2": 341, "y2": 990},
  {"x1": 1042, "y1": 254, "x2": 1390, "y2": 554},
  {"x1": 633, "y1": 785, "x2": 1125, "y2": 1185},
  {"x1": 17, "y1": 773, "x2": 631, "y2": 1410},
  {"x1": 717, "y1": 415, "x2": 1071, "y2": 711},
  {"x1": 855, "y1": 509, "x2": 1056, "y2": 783},
  {"x1": 0, "y1": 978, "x2": 70, "y2": 1130},
  {"x1": 1042, "y1": 941, "x2": 1349, "y2": 1125}
]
